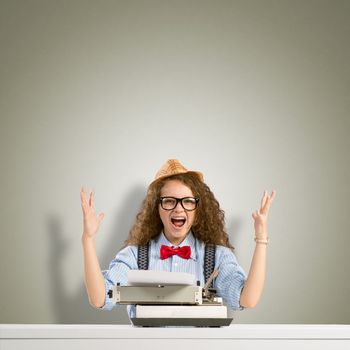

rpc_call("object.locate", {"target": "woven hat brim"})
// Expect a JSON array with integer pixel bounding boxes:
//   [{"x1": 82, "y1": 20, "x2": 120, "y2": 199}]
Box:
[{"x1": 149, "y1": 170, "x2": 204, "y2": 187}]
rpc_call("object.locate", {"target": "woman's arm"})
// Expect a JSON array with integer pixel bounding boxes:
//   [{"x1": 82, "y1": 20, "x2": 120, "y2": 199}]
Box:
[
  {"x1": 239, "y1": 242, "x2": 267, "y2": 308},
  {"x1": 240, "y1": 190, "x2": 276, "y2": 308},
  {"x1": 82, "y1": 236, "x2": 106, "y2": 308},
  {"x1": 80, "y1": 187, "x2": 106, "y2": 308}
]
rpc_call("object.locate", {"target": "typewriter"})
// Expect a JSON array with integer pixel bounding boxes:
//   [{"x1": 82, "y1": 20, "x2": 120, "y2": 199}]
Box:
[{"x1": 107, "y1": 270, "x2": 233, "y2": 327}]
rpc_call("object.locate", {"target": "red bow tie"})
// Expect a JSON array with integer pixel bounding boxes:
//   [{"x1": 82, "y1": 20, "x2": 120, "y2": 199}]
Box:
[{"x1": 160, "y1": 245, "x2": 191, "y2": 260}]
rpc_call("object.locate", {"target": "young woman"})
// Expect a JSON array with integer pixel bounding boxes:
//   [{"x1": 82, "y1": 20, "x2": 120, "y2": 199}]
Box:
[{"x1": 81, "y1": 159, "x2": 276, "y2": 318}]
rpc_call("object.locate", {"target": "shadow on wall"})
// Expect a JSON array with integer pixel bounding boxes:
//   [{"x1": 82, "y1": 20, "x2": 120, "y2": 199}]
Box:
[
  {"x1": 47, "y1": 185, "x2": 146, "y2": 324},
  {"x1": 227, "y1": 217, "x2": 244, "y2": 251}
]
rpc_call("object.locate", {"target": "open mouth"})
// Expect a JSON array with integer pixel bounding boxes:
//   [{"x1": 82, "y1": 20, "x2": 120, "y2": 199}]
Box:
[{"x1": 171, "y1": 217, "x2": 186, "y2": 228}]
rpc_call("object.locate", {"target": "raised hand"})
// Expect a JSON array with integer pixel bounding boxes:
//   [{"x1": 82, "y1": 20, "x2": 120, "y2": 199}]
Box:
[
  {"x1": 80, "y1": 187, "x2": 105, "y2": 239},
  {"x1": 252, "y1": 190, "x2": 276, "y2": 239}
]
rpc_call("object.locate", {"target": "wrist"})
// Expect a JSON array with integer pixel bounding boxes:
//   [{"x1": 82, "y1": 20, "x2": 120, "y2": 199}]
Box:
[
  {"x1": 254, "y1": 236, "x2": 269, "y2": 245},
  {"x1": 255, "y1": 231, "x2": 268, "y2": 240},
  {"x1": 81, "y1": 233, "x2": 95, "y2": 245}
]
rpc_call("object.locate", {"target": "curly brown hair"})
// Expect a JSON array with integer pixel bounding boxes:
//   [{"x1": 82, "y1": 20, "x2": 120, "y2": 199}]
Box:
[{"x1": 125, "y1": 173, "x2": 234, "y2": 249}]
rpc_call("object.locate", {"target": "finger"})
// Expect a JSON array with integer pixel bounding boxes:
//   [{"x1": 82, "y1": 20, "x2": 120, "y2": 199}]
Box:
[
  {"x1": 80, "y1": 186, "x2": 86, "y2": 201},
  {"x1": 97, "y1": 213, "x2": 105, "y2": 223},
  {"x1": 270, "y1": 190, "x2": 277, "y2": 202},
  {"x1": 80, "y1": 187, "x2": 89, "y2": 207},
  {"x1": 261, "y1": 191, "x2": 275, "y2": 214},
  {"x1": 260, "y1": 190, "x2": 268, "y2": 210},
  {"x1": 89, "y1": 189, "x2": 94, "y2": 207}
]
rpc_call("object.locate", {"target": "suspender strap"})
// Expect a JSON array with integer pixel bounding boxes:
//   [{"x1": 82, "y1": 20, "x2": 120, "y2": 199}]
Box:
[
  {"x1": 204, "y1": 243, "x2": 216, "y2": 288},
  {"x1": 137, "y1": 244, "x2": 149, "y2": 270}
]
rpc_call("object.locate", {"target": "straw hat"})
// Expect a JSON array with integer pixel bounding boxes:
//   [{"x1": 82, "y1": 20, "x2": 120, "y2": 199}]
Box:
[{"x1": 150, "y1": 159, "x2": 204, "y2": 186}]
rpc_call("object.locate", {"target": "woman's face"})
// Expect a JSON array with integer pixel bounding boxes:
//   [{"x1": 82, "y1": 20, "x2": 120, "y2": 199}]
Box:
[{"x1": 159, "y1": 179, "x2": 196, "y2": 246}]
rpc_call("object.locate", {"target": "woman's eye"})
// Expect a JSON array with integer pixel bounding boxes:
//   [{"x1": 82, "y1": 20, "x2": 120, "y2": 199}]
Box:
[{"x1": 184, "y1": 198, "x2": 195, "y2": 204}]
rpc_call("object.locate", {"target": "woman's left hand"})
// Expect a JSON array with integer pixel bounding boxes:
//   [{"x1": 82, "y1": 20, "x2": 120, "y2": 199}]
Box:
[{"x1": 252, "y1": 190, "x2": 276, "y2": 239}]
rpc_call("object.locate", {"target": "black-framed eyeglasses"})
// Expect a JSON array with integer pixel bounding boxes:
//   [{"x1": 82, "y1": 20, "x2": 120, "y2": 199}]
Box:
[{"x1": 160, "y1": 197, "x2": 199, "y2": 211}]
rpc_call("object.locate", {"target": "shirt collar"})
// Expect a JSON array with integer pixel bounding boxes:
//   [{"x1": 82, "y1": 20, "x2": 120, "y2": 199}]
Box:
[{"x1": 155, "y1": 231, "x2": 197, "y2": 261}]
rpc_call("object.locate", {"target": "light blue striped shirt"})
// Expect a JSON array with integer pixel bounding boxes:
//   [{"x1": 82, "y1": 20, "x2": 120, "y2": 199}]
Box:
[{"x1": 101, "y1": 231, "x2": 247, "y2": 318}]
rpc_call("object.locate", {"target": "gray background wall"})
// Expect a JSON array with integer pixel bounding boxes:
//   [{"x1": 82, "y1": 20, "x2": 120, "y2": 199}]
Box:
[{"x1": 1, "y1": 0, "x2": 349, "y2": 324}]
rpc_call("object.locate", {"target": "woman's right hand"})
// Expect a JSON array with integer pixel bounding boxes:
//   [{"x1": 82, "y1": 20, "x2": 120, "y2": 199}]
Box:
[{"x1": 80, "y1": 187, "x2": 105, "y2": 240}]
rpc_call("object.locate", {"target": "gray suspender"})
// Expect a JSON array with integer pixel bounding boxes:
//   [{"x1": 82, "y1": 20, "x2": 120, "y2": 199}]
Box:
[
  {"x1": 137, "y1": 243, "x2": 216, "y2": 287},
  {"x1": 137, "y1": 245, "x2": 149, "y2": 270},
  {"x1": 203, "y1": 244, "x2": 216, "y2": 287}
]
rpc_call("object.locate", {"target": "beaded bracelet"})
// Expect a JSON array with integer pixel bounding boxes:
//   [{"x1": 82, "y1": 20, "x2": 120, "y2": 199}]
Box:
[{"x1": 254, "y1": 237, "x2": 269, "y2": 245}]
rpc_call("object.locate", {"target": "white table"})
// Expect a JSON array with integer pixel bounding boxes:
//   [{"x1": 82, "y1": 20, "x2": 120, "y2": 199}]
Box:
[{"x1": 1, "y1": 324, "x2": 349, "y2": 350}]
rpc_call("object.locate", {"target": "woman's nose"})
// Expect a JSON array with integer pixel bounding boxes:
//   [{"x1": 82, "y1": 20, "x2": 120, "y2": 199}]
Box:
[{"x1": 174, "y1": 201, "x2": 184, "y2": 211}]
